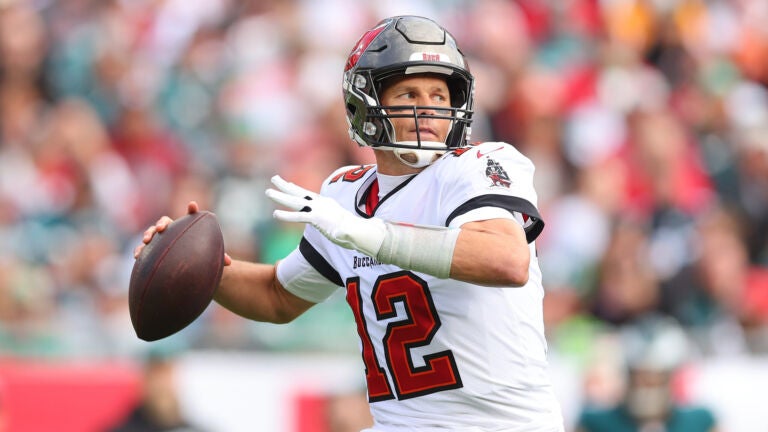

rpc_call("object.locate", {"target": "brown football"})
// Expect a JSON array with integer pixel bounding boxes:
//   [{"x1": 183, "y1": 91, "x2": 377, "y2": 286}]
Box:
[{"x1": 129, "y1": 211, "x2": 225, "y2": 341}]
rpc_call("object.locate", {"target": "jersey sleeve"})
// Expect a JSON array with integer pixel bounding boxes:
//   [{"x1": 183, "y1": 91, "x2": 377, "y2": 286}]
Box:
[
  {"x1": 440, "y1": 142, "x2": 545, "y2": 243},
  {"x1": 448, "y1": 206, "x2": 529, "y2": 228},
  {"x1": 276, "y1": 237, "x2": 342, "y2": 303},
  {"x1": 277, "y1": 165, "x2": 377, "y2": 302}
]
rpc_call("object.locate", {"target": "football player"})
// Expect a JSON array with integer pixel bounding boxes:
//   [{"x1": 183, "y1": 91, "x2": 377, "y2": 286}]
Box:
[{"x1": 137, "y1": 15, "x2": 564, "y2": 431}]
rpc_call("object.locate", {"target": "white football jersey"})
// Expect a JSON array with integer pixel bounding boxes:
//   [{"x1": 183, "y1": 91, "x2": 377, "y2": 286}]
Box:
[{"x1": 277, "y1": 142, "x2": 563, "y2": 431}]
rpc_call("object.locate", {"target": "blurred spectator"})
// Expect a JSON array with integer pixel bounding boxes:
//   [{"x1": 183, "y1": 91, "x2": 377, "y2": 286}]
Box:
[
  {"x1": 107, "y1": 352, "x2": 205, "y2": 432},
  {"x1": 539, "y1": 155, "x2": 626, "y2": 295},
  {"x1": 577, "y1": 317, "x2": 718, "y2": 432},
  {"x1": 621, "y1": 109, "x2": 713, "y2": 218},
  {"x1": 111, "y1": 103, "x2": 189, "y2": 228},
  {"x1": 661, "y1": 205, "x2": 768, "y2": 355},
  {"x1": 731, "y1": 118, "x2": 768, "y2": 265},
  {"x1": 0, "y1": 2, "x2": 51, "y2": 149},
  {"x1": 0, "y1": 255, "x2": 60, "y2": 357},
  {"x1": 589, "y1": 218, "x2": 660, "y2": 327}
]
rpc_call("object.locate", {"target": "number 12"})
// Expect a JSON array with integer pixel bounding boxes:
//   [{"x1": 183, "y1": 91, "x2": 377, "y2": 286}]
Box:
[{"x1": 345, "y1": 271, "x2": 463, "y2": 402}]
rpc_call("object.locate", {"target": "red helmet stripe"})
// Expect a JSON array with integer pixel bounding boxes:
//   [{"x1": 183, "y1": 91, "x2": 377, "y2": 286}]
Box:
[{"x1": 345, "y1": 21, "x2": 388, "y2": 71}]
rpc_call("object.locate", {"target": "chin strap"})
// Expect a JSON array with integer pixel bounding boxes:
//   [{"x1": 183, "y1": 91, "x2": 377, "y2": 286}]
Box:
[
  {"x1": 386, "y1": 141, "x2": 447, "y2": 168},
  {"x1": 393, "y1": 148, "x2": 444, "y2": 168}
]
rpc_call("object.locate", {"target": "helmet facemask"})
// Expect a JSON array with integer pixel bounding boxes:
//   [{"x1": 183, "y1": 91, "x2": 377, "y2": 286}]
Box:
[{"x1": 378, "y1": 98, "x2": 472, "y2": 167}]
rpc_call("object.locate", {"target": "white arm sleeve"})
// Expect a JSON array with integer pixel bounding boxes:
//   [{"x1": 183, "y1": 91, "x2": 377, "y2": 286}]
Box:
[{"x1": 275, "y1": 248, "x2": 340, "y2": 303}]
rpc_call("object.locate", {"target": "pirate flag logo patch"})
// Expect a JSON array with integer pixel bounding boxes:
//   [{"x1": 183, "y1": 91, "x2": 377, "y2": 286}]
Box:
[{"x1": 485, "y1": 158, "x2": 512, "y2": 188}]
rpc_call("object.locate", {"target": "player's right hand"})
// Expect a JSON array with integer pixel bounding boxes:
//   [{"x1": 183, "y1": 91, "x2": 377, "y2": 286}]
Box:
[{"x1": 133, "y1": 202, "x2": 232, "y2": 265}]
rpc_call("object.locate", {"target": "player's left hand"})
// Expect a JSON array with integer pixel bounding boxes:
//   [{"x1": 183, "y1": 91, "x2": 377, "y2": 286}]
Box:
[{"x1": 265, "y1": 175, "x2": 386, "y2": 257}]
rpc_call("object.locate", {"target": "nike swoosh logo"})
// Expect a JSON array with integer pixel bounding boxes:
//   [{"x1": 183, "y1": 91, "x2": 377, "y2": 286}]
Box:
[{"x1": 477, "y1": 145, "x2": 504, "y2": 158}]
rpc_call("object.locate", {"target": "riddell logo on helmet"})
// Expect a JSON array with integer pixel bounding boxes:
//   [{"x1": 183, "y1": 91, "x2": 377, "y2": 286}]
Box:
[{"x1": 422, "y1": 53, "x2": 440, "y2": 61}]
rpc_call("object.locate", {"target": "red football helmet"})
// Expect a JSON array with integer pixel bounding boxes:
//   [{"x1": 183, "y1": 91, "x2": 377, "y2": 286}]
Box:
[{"x1": 343, "y1": 16, "x2": 474, "y2": 165}]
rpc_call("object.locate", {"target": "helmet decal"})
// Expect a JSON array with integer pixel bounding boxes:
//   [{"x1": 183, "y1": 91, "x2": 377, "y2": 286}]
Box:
[{"x1": 345, "y1": 21, "x2": 389, "y2": 72}]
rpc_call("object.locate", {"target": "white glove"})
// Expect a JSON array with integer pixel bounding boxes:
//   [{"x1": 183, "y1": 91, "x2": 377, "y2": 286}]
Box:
[{"x1": 265, "y1": 175, "x2": 386, "y2": 257}]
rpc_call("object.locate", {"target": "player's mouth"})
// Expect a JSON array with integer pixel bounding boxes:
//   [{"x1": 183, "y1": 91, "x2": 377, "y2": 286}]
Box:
[{"x1": 413, "y1": 127, "x2": 438, "y2": 140}]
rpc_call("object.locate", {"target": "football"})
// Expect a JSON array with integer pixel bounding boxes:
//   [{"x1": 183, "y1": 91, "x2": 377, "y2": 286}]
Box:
[{"x1": 129, "y1": 211, "x2": 225, "y2": 341}]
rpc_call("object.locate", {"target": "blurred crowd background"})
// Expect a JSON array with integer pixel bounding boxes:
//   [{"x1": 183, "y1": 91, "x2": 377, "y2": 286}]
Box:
[{"x1": 1, "y1": 0, "x2": 768, "y2": 430}]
